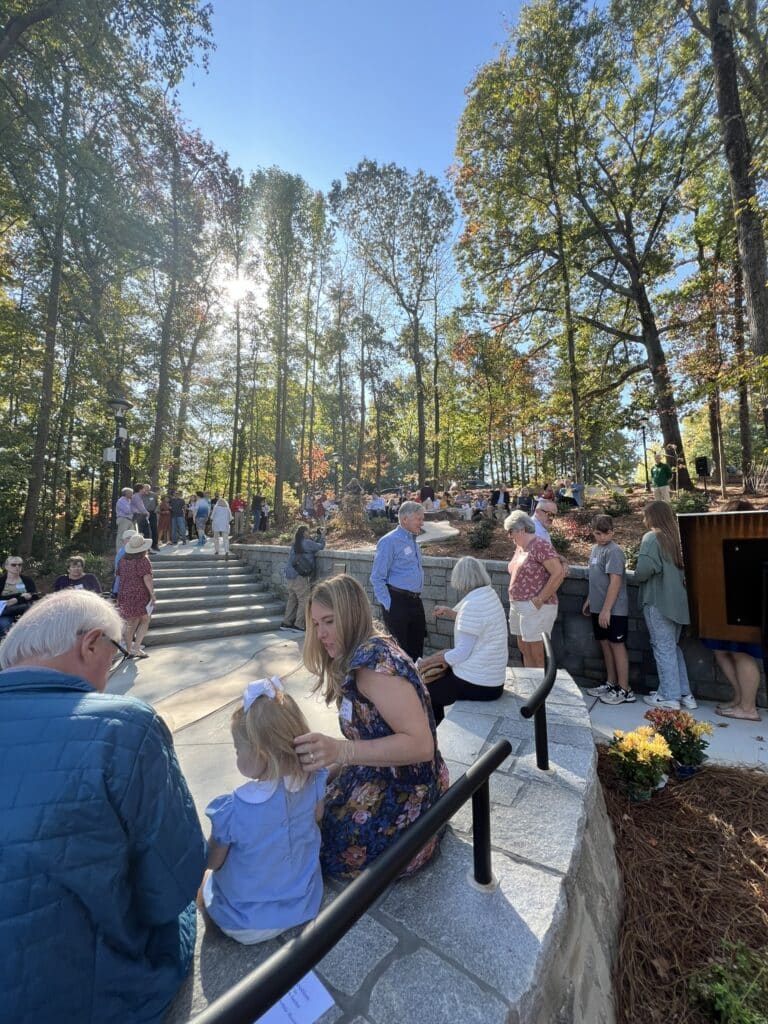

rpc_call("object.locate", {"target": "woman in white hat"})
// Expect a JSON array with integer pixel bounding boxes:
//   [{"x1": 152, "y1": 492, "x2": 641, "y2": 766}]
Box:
[{"x1": 115, "y1": 533, "x2": 156, "y2": 657}]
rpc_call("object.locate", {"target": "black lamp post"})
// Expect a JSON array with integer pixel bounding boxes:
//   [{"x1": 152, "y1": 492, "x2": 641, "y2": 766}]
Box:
[
  {"x1": 329, "y1": 452, "x2": 340, "y2": 501},
  {"x1": 639, "y1": 416, "x2": 650, "y2": 492},
  {"x1": 107, "y1": 395, "x2": 133, "y2": 538}
]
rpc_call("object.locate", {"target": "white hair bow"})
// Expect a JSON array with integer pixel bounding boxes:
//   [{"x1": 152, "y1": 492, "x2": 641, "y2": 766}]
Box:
[{"x1": 243, "y1": 676, "x2": 284, "y2": 711}]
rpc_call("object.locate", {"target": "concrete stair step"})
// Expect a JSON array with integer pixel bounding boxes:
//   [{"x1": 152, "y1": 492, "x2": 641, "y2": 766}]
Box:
[
  {"x1": 152, "y1": 581, "x2": 262, "y2": 599},
  {"x1": 154, "y1": 588, "x2": 267, "y2": 610},
  {"x1": 151, "y1": 563, "x2": 252, "y2": 577},
  {"x1": 145, "y1": 615, "x2": 285, "y2": 646},
  {"x1": 154, "y1": 573, "x2": 259, "y2": 589},
  {"x1": 149, "y1": 554, "x2": 232, "y2": 566},
  {"x1": 151, "y1": 601, "x2": 284, "y2": 628}
]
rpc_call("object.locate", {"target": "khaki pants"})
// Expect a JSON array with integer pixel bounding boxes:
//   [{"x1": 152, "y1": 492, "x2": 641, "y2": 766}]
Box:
[
  {"x1": 283, "y1": 575, "x2": 311, "y2": 629},
  {"x1": 116, "y1": 517, "x2": 135, "y2": 549},
  {"x1": 652, "y1": 485, "x2": 671, "y2": 503}
]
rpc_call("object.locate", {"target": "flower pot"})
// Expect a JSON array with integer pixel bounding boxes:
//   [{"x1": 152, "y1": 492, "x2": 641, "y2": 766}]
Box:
[
  {"x1": 672, "y1": 760, "x2": 700, "y2": 780},
  {"x1": 627, "y1": 787, "x2": 653, "y2": 802}
]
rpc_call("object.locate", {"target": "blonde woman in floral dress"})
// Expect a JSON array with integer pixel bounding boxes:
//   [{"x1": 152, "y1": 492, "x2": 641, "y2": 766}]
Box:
[{"x1": 294, "y1": 574, "x2": 449, "y2": 879}]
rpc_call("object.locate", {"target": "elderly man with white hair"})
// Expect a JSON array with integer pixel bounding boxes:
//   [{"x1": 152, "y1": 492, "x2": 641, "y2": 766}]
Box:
[
  {"x1": 370, "y1": 499, "x2": 426, "y2": 660},
  {"x1": 0, "y1": 591, "x2": 205, "y2": 1024},
  {"x1": 533, "y1": 498, "x2": 558, "y2": 543},
  {"x1": 115, "y1": 485, "x2": 135, "y2": 549}
]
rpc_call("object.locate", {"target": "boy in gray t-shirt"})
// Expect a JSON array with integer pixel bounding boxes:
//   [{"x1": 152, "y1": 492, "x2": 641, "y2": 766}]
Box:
[{"x1": 582, "y1": 515, "x2": 634, "y2": 705}]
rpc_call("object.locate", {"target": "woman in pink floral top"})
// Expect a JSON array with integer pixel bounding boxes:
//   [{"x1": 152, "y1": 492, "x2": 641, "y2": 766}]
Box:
[
  {"x1": 504, "y1": 510, "x2": 565, "y2": 669},
  {"x1": 294, "y1": 574, "x2": 448, "y2": 879}
]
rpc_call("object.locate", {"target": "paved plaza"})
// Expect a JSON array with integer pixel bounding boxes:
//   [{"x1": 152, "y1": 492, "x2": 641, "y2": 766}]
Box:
[{"x1": 113, "y1": 543, "x2": 766, "y2": 1022}]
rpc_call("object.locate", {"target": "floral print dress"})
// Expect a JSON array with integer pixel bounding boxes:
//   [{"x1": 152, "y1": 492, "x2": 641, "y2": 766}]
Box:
[{"x1": 320, "y1": 636, "x2": 449, "y2": 880}]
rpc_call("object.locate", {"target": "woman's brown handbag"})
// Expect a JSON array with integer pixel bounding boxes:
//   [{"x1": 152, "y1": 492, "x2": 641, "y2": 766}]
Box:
[{"x1": 419, "y1": 661, "x2": 447, "y2": 685}]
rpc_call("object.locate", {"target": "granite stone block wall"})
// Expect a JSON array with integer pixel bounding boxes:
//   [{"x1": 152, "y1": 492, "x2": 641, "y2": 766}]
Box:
[{"x1": 232, "y1": 543, "x2": 766, "y2": 707}]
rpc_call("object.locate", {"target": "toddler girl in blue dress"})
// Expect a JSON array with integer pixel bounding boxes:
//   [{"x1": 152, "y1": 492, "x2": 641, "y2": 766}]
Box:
[{"x1": 202, "y1": 677, "x2": 327, "y2": 944}]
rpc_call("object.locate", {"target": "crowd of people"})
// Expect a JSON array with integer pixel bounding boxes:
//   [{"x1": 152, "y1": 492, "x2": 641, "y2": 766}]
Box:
[
  {"x1": 347, "y1": 477, "x2": 586, "y2": 524},
  {"x1": 0, "y1": 461, "x2": 764, "y2": 1022},
  {"x1": 115, "y1": 485, "x2": 273, "y2": 554}
]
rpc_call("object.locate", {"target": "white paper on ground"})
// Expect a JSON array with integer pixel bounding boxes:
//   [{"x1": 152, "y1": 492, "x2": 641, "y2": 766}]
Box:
[{"x1": 254, "y1": 970, "x2": 334, "y2": 1024}]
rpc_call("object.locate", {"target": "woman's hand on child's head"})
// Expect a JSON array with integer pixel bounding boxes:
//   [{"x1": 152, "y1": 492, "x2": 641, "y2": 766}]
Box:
[{"x1": 294, "y1": 731, "x2": 344, "y2": 772}]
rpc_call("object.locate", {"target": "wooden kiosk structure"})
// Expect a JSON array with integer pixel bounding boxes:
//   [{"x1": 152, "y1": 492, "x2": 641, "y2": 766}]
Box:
[{"x1": 678, "y1": 510, "x2": 768, "y2": 646}]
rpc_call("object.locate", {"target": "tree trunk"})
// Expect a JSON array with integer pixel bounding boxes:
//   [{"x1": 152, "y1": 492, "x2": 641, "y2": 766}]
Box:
[
  {"x1": 169, "y1": 367, "x2": 189, "y2": 493},
  {"x1": 298, "y1": 274, "x2": 313, "y2": 493},
  {"x1": 707, "y1": 390, "x2": 728, "y2": 496},
  {"x1": 546, "y1": 158, "x2": 584, "y2": 485},
  {"x1": 244, "y1": 336, "x2": 259, "y2": 496},
  {"x1": 410, "y1": 316, "x2": 427, "y2": 485},
  {"x1": 149, "y1": 145, "x2": 181, "y2": 488},
  {"x1": 732, "y1": 255, "x2": 754, "y2": 490},
  {"x1": 373, "y1": 386, "x2": 383, "y2": 490},
  {"x1": 19, "y1": 75, "x2": 71, "y2": 556},
  {"x1": 356, "y1": 331, "x2": 366, "y2": 482},
  {"x1": 432, "y1": 288, "x2": 441, "y2": 482},
  {"x1": 272, "y1": 263, "x2": 290, "y2": 523},
  {"x1": 633, "y1": 279, "x2": 693, "y2": 489},
  {"x1": 227, "y1": 300, "x2": 243, "y2": 500},
  {"x1": 708, "y1": 0, "x2": 768, "y2": 367}
]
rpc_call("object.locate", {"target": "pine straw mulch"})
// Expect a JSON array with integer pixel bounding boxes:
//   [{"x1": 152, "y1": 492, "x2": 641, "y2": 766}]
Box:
[{"x1": 597, "y1": 746, "x2": 768, "y2": 1024}]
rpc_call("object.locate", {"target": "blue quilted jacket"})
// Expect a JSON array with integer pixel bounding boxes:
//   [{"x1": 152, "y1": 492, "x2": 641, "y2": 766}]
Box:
[{"x1": 0, "y1": 668, "x2": 207, "y2": 1023}]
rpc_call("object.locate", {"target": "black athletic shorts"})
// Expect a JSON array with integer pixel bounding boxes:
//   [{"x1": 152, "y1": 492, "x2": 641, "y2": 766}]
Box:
[{"x1": 591, "y1": 613, "x2": 628, "y2": 645}]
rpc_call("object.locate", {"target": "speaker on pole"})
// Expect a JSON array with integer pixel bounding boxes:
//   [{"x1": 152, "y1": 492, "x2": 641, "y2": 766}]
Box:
[{"x1": 695, "y1": 456, "x2": 710, "y2": 478}]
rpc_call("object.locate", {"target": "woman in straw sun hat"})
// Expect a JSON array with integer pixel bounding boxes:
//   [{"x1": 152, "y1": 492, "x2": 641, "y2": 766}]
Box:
[{"x1": 116, "y1": 533, "x2": 156, "y2": 657}]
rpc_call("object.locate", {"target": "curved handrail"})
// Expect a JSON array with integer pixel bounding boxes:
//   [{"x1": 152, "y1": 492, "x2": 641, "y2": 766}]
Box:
[
  {"x1": 190, "y1": 738, "x2": 512, "y2": 1024},
  {"x1": 519, "y1": 633, "x2": 557, "y2": 770},
  {"x1": 519, "y1": 633, "x2": 557, "y2": 719}
]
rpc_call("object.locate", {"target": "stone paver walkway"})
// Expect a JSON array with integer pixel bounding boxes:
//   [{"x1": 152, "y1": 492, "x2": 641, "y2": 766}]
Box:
[
  {"x1": 109, "y1": 615, "x2": 765, "y2": 1023},
  {"x1": 163, "y1": 666, "x2": 617, "y2": 1024}
]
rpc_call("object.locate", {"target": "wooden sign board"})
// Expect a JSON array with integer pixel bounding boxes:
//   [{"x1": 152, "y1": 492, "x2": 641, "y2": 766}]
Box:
[{"x1": 678, "y1": 510, "x2": 768, "y2": 643}]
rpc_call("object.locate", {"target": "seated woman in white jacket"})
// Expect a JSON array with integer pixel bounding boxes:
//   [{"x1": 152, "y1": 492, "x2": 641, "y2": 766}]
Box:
[
  {"x1": 418, "y1": 556, "x2": 509, "y2": 725},
  {"x1": 211, "y1": 498, "x2": 232, "y2": 556}
]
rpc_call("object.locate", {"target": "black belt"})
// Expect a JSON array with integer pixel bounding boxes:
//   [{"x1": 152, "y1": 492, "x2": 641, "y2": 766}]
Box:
[{"x1": 387, "y1": 585, "x2": 422, "y2": 599}]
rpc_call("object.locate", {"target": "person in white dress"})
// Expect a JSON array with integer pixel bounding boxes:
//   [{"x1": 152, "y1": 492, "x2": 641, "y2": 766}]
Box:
[{"x1": 211, "y1": 498, "x2": 232, "y2": 556}]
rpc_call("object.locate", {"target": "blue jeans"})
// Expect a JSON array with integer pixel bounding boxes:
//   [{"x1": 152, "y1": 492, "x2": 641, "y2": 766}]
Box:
[
  {"x1": 643, "y1": 605, "x2": 691, "y2": 701},
  {"x1": 171, "y1": 516, "x2": 186, "y2": 543},
  {"x1": 0, "y1": 614, "x2": 14, "y2": 636}
]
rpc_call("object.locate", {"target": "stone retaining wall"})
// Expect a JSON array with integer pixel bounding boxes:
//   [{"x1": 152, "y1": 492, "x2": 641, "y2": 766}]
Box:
[{"x1": 231, "y1": 543, "x2": 767, "y2": 707}]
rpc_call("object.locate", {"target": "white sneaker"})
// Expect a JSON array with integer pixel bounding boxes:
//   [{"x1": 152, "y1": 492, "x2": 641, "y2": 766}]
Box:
[
  {"x1": 648, "y1": 690, "x2": 697, "y2": 711},
  {"x1": 599, "y1": 685, "x2": 637, "y2": 705},
  {"x1": 586, "y1": 682, "x2": 615, "y2": 698},
  {"x1": 643, "y1": 693, "x2": 681, "y2": 710}
]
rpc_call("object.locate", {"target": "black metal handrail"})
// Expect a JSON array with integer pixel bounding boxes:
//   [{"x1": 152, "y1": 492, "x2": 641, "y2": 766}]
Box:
[
  {"x1": 190, "y1": 738, "x2": 512, "y2": 1024},
  {"x1": 519, "y1": 632, "x2": 557, "y2": 770}
]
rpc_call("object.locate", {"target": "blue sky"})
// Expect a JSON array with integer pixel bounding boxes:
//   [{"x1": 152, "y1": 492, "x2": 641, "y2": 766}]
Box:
[{"x1": 176, "y1": 1, "x2": 521, "y2": 191}]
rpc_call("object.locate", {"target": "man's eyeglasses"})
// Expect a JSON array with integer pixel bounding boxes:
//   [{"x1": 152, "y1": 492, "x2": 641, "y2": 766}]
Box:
[
  {"x1": 540, "y1": 511, "x2": 556, "y2": 519},
  {"x1": 8, "y1": 561, "x2": 23, "y2": 567},
  {"x1": 104, "y1": 634, "x2": 132, "y2": 663}
]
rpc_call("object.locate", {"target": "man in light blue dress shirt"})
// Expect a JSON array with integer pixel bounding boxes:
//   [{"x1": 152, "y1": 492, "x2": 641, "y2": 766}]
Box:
[{"x1": 370, "y1": 501, "x2": 426, "y2": 660}]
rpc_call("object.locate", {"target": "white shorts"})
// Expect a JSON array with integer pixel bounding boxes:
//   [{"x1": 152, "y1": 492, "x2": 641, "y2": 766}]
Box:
[{"x1": 508, "y1": 600, "x2": 558, "y2": 643}]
